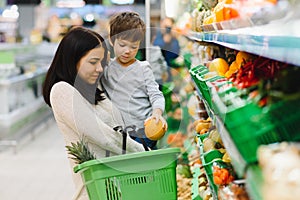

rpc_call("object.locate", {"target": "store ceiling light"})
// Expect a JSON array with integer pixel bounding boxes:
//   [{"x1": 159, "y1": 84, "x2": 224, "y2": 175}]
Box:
[
  {"x1": 110, "y1": 0, "x2": 134, "y2": 5},
  {"x1": 164, "y1": 0, "x2": 180, "y2": 18},
  {"x1": 56, "y1": 0, "x2": 86, "y2": 8},
  {"x1": 2, "y1": 5, "x2": 19, "y2": 19},
  {"x1": 84, "y1": 13, "x2": 95, "y2": 22}
]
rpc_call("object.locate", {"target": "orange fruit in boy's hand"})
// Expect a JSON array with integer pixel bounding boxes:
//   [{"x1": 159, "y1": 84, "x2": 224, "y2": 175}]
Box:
[{"x1": 145, "y1": 118, "x2": 167, "y2": 141}]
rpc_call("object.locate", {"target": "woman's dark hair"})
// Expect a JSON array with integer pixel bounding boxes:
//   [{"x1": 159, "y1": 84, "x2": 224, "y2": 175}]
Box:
[{"x1": 42, "y1": 26, "x2": 108, "y2": 107}]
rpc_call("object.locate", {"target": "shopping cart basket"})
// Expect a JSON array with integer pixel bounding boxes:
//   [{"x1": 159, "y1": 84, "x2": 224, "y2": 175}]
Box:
[{"x1": 74, "y1": 147, "x2": 181, "y2": 200}]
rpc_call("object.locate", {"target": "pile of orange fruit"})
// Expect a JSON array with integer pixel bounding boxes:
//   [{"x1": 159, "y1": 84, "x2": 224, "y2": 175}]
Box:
[
  {"x1": 203, "y1": 0, "x2": 240, "y2": 25},
  {"x1": 208, "y1": 51, "x2": 254, "y2": 78}
]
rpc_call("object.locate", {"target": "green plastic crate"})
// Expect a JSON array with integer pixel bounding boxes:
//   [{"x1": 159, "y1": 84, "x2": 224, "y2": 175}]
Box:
[
  {"x1": 183, "y1": 53, "x2": 192, "y2": 69},
  {"x1": 194, "y1": 73, "x2": 224, "y2": 108},
  {"x1": 191, "y1": 167, "x2": 203, "y2": 200},
  {"x1": 246, "y1": 165, "x2": 263, "y2": 200},
  {"x1": 197, "y1": 132, "x2": 209, "y2": 145},
  {"x1": 202, "y1": 150, "x2": 224, "y2": 163},
  {"x1": 199, "y1": 150, "x2": 225, "y2": 200},
  {"x1": 202, "y1": 158, "x2": 224, "y2": 200},
  {"x1": 224, "y1": 99, "x2": 300, "y2": 164},
  {"x1": 209, "y1": 82, "x2": 252, "y2": 121},
  {"x1": 74, "y1": 148, "x2": 181, "y2": 200},
  {"x1": 225, "y1": 102, "x2": 264, "y2": 129},
  {"x1": 162, "y1": 82, "x2": 175, "y2": 113},
  {"x1": 189, "y1": 65, "x2": 208, "y2": 79},
  {"x1": 196, "y1": 133, "x2": 209, "y2": 154},
  {"x1": 208, "y1": 81, "x2": 239, "y2": 118}
]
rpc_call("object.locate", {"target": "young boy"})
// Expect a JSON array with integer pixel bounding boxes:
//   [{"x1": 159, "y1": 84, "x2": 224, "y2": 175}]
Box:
[{"x1": 101, "y1": 11, "x2": 167, "y2": 149}]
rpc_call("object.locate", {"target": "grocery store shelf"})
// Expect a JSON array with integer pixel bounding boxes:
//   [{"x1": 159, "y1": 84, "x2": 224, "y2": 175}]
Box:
[
  {"x1": 189, "y1": 30, "x2": 300, "y2": 66},
  {"x1": 0, "y1": 43, "x2": 36, "y2": 52},
  {"x1": 246, "y1": 165, "x2": 263, "y2": 200},
  {"x1": 191, "y1": 79, "x2": 214, "y2": 121},
  {"x1": 191, "y1": 167, "x2": 202, "y2": 200},
  {"x1": 0, "y1": 67, "x2": 47, "y2": 85},
  {"x1": 215, "y1": 116, "x2": 246, "y2": 178}
]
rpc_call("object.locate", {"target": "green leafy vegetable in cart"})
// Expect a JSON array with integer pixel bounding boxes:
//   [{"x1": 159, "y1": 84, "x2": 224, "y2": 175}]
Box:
[{"x1": 66, "y1": 137, "x2": 96, "y2": 164}]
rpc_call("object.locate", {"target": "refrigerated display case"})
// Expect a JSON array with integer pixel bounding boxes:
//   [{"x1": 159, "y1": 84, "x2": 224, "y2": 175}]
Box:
[{"x1": 0, "y1": 42, "x2": 57, "y2": 152}]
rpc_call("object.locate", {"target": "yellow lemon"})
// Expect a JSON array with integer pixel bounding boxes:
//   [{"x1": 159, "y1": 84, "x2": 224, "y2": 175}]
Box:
[
  {"x1": 209, "y1": 58, "x2": 229, "y2": 76},
  {"x1": 229, "y1": 61, "x2": 239, "y2": 71},
  {"x1": 236, "y1": 51, "x2": 252, "y2": 67}
]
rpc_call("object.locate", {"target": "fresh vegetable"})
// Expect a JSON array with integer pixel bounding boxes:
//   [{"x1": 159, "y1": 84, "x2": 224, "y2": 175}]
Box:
[
  {"x1": 235, "y1": 51, "x2": 254, "y2": 67},
  {"x1": 222, "y1": 152, "x2": 231, "y2": 163},
  {"x1": 213, "y1": 164, "x2": 235, "y2": 185},
  {"x1": 209, "y1": 129, "x2": 223, "y2": 145},
  {"x1": 229, "y1": 57, "x2": 288, "y2": 89},
  {"x1": 167, "y1": 132, "x2": 186, "y2": 147},
  {"x1": 177, "y1": 164, "x2": 193, "y2": 178},
  {"x1": 203, "y1": 138, "x2": 216, "y2": 152},
  {"x1": 176, "y1": 173, "x2": 192, "y2": 200},
  {"x1": 65, "y1": 138, "x2": 96, "y2": 164},
  {"x1": 218, "y1": 182, "x2": 250, "y2": 200},
  {"x1": 193, "y1": 117, "x2": 212, "y2": 134},
  {"x1": 225, "y1": 61, "x2": 239, "y2": 78},
  {"x1": 202, "y1": 0, "x2": 239, "y2": 24}
]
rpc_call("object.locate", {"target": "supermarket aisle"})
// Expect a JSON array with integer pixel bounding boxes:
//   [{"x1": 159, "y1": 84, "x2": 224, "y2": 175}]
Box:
[{"x1": 0, "y1": 117, "x2": 75, "y2": 200}]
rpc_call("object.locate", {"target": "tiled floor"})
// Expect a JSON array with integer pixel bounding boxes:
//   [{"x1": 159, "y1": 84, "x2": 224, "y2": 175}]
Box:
[{"x1": 0, "y1": 117, "x2": 75, "y2": 200}]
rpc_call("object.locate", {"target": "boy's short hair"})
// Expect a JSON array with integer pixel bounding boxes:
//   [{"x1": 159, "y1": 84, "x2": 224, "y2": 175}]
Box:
[{"x1": 109, "y1": 11, "x2": 146, "y2": 44}]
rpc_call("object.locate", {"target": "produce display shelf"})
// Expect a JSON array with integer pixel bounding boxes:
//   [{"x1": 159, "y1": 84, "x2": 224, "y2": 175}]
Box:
[
  {"x1": 187, "y1": 3, "x2": 300, "y2": 197},
  {"x1": 0, "y1": 43, "x2": 36, "y2": 52},
  {"x1": 191, "y1": 79, "x2": 215, "y2": 121},
  {"x1": 189, "y1": 36, "x2": 300, "y2": 177},
  {"x1": 191, "y1": 167, "x2": 203, "y2": 200},
  {"x1": 245, "y1": 165, "x2": 263, "y2": 200},
  {"x1": 183, "y1": 137, "x2": 197, "y2": 155},
  {"x1": 189, "y1": 31, "x2": 300, "y2": 66},
  {"x1": 215, "y1": 116, "x2": 246, "y2": 178}
]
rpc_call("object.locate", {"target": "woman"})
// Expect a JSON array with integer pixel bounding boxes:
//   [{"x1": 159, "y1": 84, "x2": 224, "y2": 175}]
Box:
[{"x1": 42, "y1": 26, "x2": 145, "y2": 200}]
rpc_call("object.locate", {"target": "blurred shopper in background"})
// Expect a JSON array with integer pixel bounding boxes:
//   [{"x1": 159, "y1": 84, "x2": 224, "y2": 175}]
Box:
[
  {"x1": 153, "y1": 17, "x2": 180, "y2": 81},
  {"x1": 148, "y1": 25, "x2": 168, "y2": 91}
]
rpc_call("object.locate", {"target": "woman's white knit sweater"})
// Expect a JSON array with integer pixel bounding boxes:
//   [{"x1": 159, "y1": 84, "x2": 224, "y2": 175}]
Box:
[{"x1": 50, "y1": 81, "x2": 145, "y2": 200}]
